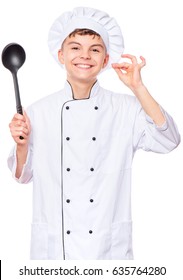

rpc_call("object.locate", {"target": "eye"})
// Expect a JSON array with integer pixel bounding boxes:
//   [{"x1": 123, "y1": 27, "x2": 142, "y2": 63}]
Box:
[
  {"x1": 92, "y1": 48, "x2": 100, "y2": 53},
  {"x1": 71, "y1": 46, "x2": 79, "y2": 50}
]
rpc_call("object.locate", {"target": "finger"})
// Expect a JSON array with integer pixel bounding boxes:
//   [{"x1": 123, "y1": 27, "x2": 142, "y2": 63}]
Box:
[
  {"x1": 10, "y1": 110, "x2": 30, "y2": 128},
  {"x1": 12, "y1": 113, "x2": 25, "y2": 121},
  {"x1": 112, "y1": 63, "x2": 119, "y2": 69},
  {"x1": 10, "y1": 126, "x2": 29, "y2": 139},
  {"x1": 23, "y1": 108, "x2": 28, "y2": 118},
  {"x1": 139, "y1": 56, "x2": 146, "y2": 68},
  {"x1": 9, "y1": 119, "x2": 28, "y2": 129},
  {"x1": 12, "y1": 128, "x2": 29, "y2": 141},
  {"x1": 112, "y1": 62, "x2": 131, "y2": 69},
  {"x1": 11, "y1": 114, "x2": 26, "y2": 127},
  {"x1": 13, "y1": 125, "x2": 29, "y2": 135},
  {"x1": 112, "y1": 67, "x2": 126, "y2": 79},
  {"x1": 23, "y1": 109, "x2": 31, "y2": 131},
  {"x1": 121, "y1": 54, "x2": 138, "y2": 64}
]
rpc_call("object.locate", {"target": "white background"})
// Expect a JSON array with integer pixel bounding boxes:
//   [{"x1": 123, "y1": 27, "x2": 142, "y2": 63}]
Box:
[{"x1": 0, "y1": 0, "x2": 182, "y2": 273}]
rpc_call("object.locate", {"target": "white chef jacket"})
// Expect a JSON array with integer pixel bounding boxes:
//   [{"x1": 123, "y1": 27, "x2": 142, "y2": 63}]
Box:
[{"x1": 8, "y1": 81, "x2": 180, "y2": 260}]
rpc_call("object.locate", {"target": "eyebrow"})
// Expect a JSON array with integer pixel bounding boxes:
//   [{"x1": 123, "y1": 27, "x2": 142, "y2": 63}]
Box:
[{"x1": 67, "y1": 41, "x2": 104, "y2": 49}]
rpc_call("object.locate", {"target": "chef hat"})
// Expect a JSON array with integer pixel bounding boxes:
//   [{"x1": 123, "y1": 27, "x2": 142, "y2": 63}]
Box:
[{"x1": 48, "y1": 7, "x2": 124, "y2": 70}]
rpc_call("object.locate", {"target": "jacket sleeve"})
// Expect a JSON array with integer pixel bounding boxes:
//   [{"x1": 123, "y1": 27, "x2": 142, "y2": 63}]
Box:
[
  {"x1": 133, "y1": 103, "x2": 181, "y2": 153},
  {"x1": 7, "y1": 144, "x2": 33, "y2": 184}
]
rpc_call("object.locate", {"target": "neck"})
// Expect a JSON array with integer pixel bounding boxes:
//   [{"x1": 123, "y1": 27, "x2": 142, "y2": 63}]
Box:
[{"x1": 67, "y1": 79, "x2": 97, "y2": 99}]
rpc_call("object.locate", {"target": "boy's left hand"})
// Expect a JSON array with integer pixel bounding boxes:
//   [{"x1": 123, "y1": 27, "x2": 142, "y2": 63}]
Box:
[{"x1": 112, "y1": 54, "x2": 146, "y2": 91}]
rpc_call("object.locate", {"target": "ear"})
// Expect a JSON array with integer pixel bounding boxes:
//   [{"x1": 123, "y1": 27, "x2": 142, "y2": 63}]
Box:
[
  {"x1": 102, "y1": 54, "x2": 109, "y2": 69},
  {"x1": 58, "y1": 49, "x2": 65, "y2": 65}
]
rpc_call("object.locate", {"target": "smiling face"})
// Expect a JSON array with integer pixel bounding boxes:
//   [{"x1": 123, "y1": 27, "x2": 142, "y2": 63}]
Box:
[{"x1": 58, "y1": 31, "x2": 109, "y2": 86}]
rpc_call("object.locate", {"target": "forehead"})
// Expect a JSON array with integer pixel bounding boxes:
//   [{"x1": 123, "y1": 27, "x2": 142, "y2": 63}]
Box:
[{"x1": 63, "y1": 33, "x2": 106, "y2": 48}]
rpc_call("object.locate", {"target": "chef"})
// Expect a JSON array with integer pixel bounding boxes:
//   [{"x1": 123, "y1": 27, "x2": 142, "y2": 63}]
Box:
[{"x1": 8, "y1": 7, "x2": 180, "y2": 260}]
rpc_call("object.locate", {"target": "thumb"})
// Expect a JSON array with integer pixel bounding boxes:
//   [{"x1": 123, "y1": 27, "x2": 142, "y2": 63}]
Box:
[
  {"x1": 23, "y1": 109, "x2": 31, "y2": 131},
  {"x1": 112, "y1": 66, "x2": 124, "y2": 80}
]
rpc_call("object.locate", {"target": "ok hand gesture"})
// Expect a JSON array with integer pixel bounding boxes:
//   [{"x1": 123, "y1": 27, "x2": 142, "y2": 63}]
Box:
[{"x1": 112, "y1": 54, "x2": 146, "y2": 92}]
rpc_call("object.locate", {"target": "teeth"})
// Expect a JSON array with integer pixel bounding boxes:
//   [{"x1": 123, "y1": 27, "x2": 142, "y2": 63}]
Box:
[{"x1": 76, "y1": 64, "x2": 91, "y2": 69}]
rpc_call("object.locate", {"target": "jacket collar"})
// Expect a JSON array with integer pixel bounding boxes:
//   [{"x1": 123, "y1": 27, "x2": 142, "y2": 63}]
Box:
[{"x1": 64, "y1": 80, "x2": 100, "y2": 100}]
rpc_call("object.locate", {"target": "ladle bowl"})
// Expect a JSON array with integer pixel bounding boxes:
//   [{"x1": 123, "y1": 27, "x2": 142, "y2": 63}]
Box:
[{"x1": 2, "y1": 43, "x2": 26, "y2": 73}]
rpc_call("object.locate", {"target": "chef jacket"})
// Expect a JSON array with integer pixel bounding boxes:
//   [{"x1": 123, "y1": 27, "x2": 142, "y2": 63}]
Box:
[{"x1": 8, "y1": 81, "x2": 180, "y2": 260}]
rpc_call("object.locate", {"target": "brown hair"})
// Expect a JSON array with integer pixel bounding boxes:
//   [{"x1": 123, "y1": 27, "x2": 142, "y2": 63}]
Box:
[
  {"x1": 61, "y1": 28, "x2": 101, "y2": 49},
  {"x1": 69, "y1": 28, "x2": 100, "y2": 38}
]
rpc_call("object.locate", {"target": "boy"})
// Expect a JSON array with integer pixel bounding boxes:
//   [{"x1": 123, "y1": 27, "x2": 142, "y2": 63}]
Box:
[{"x1": 8, "y1": 7, "x2": 180, "y2": 260}]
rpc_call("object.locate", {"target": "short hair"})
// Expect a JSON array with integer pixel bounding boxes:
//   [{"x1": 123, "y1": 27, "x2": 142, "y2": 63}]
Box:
[
  {"x1": 69, "y1": 28, "x2": 100, "y2": 38},
  {"x1": 61, "y1": 28, "x2": 101, "y2": 49}
]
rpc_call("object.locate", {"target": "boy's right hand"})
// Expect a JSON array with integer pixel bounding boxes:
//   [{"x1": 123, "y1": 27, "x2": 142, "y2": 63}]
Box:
[{"x1": 9, "y1": 110, "x2": 31, "y2": 145}]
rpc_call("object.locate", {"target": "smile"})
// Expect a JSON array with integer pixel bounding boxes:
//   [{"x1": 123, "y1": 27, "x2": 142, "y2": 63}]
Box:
[{"x1": 75, "y1": 64, "x2": 93, "y2": 69}]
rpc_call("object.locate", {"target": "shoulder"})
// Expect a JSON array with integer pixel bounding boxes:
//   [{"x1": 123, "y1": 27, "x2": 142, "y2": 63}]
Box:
[
  {"x1": 31, "y1": 90, "x2": 63, "y2": 106},
  {"x1": 26, "y1": 89, "x2": 65, "y2": 113}
]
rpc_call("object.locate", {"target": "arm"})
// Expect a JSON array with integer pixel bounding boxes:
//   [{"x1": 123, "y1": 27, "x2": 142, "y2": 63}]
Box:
[
  {"x1": 112, "y1": 54, "x2": 165, "y2": 126},
  {"x1": 9, "y1": 110, "x2": 31, "y2": 179},
  {"x1": 112, "y1": 54, "x2": 180, "y2": 152}
]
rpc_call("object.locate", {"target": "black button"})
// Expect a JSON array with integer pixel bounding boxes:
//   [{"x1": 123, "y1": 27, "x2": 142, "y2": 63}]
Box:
[
  {"x1": 66, "y1": 168, "x2": 70, "y2": 172},
  {"x1": 90, "y1": 168, "x2": 94, "y2": 172},
  {"x1": 92, "y1": 137, "x2": 96, "y2": 141},
  {"x1": 66, "y1": 230, "x2": 71, "y2": 234},
  {"x1": 90, "y1": 199, "x2": 94, "y2": 203},
  {"x1": 66, "y1": 106, "x2": 69, "y2": 110},
  {"x1": 66, "y1": 199, "x2": 70, "y2": 203},
  {"x1": 89, "y1": 230, "x2": 93, "y2": 234},
  {"x1": 94, "y1": 106, "x2": 98, "y2": 110},
  {"x1": 66, "y1": 137, "x2": 70, "y2": 141}
]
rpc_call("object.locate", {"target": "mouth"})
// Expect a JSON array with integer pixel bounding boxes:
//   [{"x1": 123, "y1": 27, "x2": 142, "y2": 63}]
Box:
[{"x1": 74, "y1": 63, "x2": 93, "y2": 69}]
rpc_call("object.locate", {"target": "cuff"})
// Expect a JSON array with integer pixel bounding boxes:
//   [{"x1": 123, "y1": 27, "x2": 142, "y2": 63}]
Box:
[{"x1": 145, "y1": 106, "x2": 168, "y2": 131}]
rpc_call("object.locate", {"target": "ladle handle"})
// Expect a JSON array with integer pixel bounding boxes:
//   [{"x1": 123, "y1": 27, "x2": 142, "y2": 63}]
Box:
[
  {"x1": 12, "y1": 72, "x2": 23, "y2": 114},
  {"x1": 12, "y1": 72, "x2": 24, "y2": 140}
]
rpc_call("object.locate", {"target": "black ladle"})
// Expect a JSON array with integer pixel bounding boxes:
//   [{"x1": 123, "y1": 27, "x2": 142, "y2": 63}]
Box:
[{"x1": 2, "y1": 43, "x2": 26, "y2": 139}]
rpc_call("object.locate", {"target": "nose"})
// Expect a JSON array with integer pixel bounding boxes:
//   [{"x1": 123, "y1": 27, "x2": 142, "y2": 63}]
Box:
[{"x1": 80, "y1": 49, "x2": 91, "y2": 60}]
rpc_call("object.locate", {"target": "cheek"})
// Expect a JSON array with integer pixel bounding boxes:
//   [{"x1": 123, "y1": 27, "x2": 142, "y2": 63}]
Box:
[{"x1": 65, "y1": 52, "x2": 79, "y2": 63}]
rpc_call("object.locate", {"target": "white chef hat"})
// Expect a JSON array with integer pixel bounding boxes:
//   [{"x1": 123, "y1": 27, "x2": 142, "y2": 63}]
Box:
[{"x1": 48, "y1": 7, "x2": 124, "y2": 71}]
